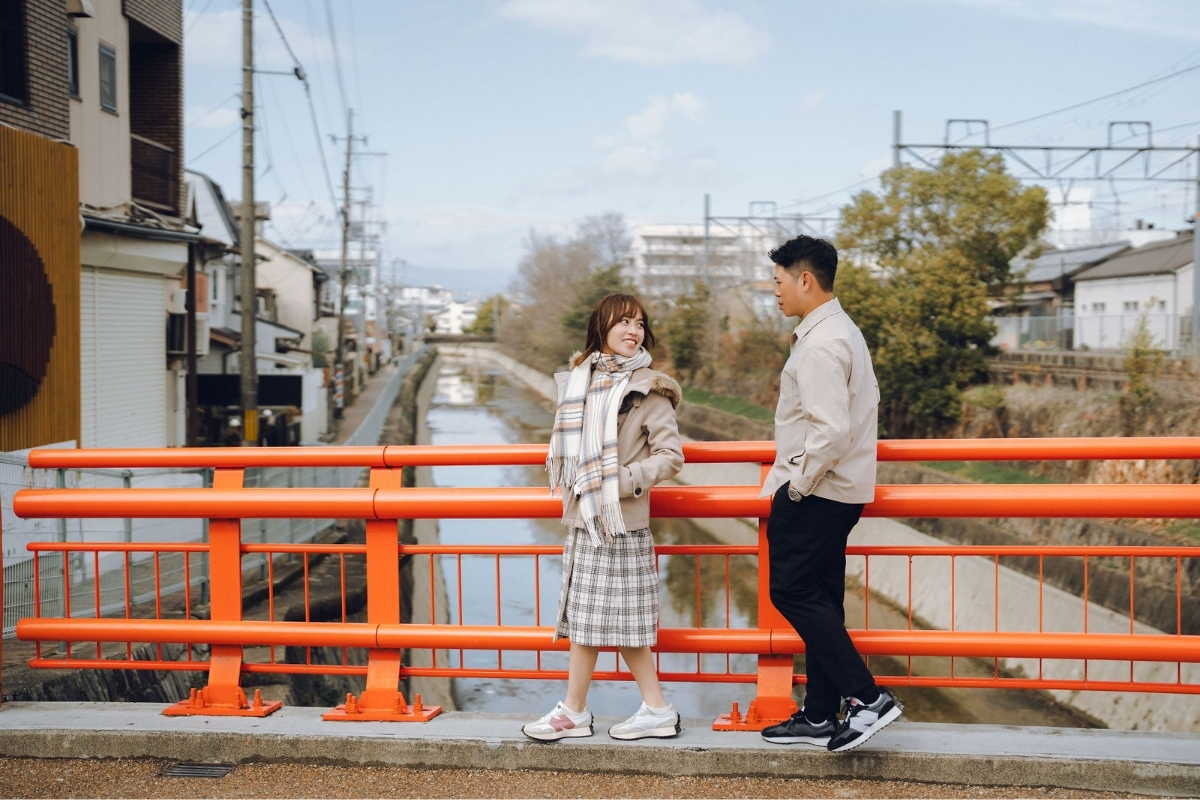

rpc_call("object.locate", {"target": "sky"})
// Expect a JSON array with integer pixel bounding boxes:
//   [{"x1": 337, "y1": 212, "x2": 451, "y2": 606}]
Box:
[{"x1": 182, "y1": 0, "x2": 1200, "y2": 296}]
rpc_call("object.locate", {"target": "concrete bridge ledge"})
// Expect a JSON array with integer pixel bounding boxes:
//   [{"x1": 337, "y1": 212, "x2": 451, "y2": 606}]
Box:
[{"x1": 0, "y1": 703, "x2": 1197, "y2": 796}]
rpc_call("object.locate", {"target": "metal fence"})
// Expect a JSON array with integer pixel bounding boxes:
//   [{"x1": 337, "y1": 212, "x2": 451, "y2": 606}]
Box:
[
  {"x1": 1, "y1": 344, "x2": 430, "y2": 639},
  {"x1": 994, "y1": 312, "x2": 1194, "y2": 353}
]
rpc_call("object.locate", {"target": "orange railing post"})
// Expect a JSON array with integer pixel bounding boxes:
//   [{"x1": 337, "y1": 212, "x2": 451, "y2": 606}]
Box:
[
  {"x1": 164, "y1": 467, "x2": 281, "y2": 717},
  {"x1": 714, "y1": 462, "x2": 798, "y2": 732},
  {"x1": 323, "y1": 466, "x2": 441, "y2": 722}
]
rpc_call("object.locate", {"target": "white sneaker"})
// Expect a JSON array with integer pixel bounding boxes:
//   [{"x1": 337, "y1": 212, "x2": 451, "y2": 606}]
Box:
[
  {"x1": 608, "y1": 702, "x2": 682, "y2": 740},
  {"x1": 521, "y1": 701, "x2": 594, "y2": 741}
]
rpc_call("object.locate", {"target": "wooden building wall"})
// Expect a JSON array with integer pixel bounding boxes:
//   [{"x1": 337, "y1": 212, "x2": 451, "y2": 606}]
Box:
[{"x1": 0, "y1": 125, "x2": 81, "y2": 451}]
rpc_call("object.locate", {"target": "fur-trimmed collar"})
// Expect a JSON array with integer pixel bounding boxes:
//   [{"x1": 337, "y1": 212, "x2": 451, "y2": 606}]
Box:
[{"x1": 625, "y1": 368, "x2": 682, "y2": 409}]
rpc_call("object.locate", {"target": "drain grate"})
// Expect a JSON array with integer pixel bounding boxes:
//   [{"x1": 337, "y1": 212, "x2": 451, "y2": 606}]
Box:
[{"x1": 162, "y1": 761, "x2": 235, "y2": 779}]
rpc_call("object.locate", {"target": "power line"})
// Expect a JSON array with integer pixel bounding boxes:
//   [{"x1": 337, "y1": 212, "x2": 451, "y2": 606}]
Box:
[
  {"x1": 322, "y1": 0, "x2": 350, "y2": 119},
  {"x1": 987, "y1": 62, "x2": 1200, "y2": 136},
  {"x1": 261, "y1": 0, "x2": 341, "y2": 218},
  {"x1": 186, "y1": 125, "x2": 239, "y2": 164},
  {"x1": 184, "y1": 0, "x2": 225, "y2": 35}
]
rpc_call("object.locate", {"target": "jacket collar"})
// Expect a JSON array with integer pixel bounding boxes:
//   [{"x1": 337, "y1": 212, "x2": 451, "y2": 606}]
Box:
[{"x1": 790, "y1": 297, "x2": 843, "y2": 347}]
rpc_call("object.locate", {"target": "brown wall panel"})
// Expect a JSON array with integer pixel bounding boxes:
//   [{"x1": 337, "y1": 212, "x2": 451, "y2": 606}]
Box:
[
  {"x1": 0, "y1": 0, "x2": 71, "y2": 139},
  {"x1": 0, "y1": 125, "x2": 81, "y2": 451},
  {"x1": 123, "y1": 0, "x2": 182, "y2": 45}
]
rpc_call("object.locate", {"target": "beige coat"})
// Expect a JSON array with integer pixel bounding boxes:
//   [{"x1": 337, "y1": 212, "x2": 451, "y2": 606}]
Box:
[
  {"x1": 555, "y1": 366, "x2": 684, "y2": 531},
  {"x1": 760, "y1": 297, "x2": 878, "y2": 504}
]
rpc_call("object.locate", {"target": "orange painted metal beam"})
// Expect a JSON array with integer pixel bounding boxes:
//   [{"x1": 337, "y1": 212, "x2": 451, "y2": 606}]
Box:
[
  {"x1": 14, "y1": 488, "x2": 378, "y2": 519},
  {"x1": 17, "y1": 483, "x2": 1200, "y2": 520},
  {"x1": 27, "y1": 446, "x2": 390, "y2": 469},
  {"x1": 26, "y1": 437, "x2": 1200, "y2": 471},
  {"x1": 17, "y1": 618, "x2": 1200, "y2": 663}
]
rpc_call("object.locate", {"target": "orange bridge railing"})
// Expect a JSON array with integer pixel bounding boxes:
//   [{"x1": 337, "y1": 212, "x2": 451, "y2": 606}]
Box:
[{"x1": 6, "y1": 439, "x2": 1200, "y2": 728}]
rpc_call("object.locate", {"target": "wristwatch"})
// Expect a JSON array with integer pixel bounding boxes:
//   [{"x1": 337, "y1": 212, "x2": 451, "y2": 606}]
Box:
[{"x1": 787, "y1": 484, "x2": 803, "y2": 503}]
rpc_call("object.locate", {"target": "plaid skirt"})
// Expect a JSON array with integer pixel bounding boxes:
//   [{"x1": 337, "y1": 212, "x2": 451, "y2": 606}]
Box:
[{"x1": 553, "y1": 526, "x2": 659, "y2": 647}]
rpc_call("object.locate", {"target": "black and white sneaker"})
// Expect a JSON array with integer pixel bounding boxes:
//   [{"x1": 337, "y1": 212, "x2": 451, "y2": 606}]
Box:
[
  {"x1": 827, "y1": 689, "x2": 902, "y2": 753},
  {"x1": 761, "y1": 709, "x2": 836, "y2": 746}
]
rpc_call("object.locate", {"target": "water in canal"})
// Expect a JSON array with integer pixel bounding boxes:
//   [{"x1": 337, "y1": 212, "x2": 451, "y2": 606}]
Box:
[{"x1": 425, "y1": 355, "x2": 759, "y2": 720}]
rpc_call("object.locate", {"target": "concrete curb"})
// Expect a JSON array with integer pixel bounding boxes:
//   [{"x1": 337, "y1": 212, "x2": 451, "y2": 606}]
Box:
[{"x1": 0, "y1": 704, "x2": 1197, "y2": 796}]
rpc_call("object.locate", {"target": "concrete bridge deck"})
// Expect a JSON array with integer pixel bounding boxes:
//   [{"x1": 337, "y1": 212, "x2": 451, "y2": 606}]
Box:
[{"x1": 0, "y1": 702, "x2": 1196, "y2": 797}]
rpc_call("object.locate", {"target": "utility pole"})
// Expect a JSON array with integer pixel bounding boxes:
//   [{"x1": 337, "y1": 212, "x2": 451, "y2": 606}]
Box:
[
  {"x1": 334, "y1": 109, "x2": 355, "y2": 418},
  {"x1": 1193, "y1": 136, "x2": 1200, "y2": 355},
  {"x1": 893, "y1": 110, "x2": 902, "y2": 169},
  {"x1": 239, "y1": 0, "x2": 258, "y2": 445}
]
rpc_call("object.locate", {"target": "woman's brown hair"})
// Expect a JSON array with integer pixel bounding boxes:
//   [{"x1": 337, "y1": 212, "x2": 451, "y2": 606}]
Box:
[{"x1": 573, "y1": 293, "x2": 656, "y2": 366}]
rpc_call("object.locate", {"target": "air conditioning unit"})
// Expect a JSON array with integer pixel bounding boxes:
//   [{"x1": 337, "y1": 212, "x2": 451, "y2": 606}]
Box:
[
  {"x1": 167, "y1": 288, "x2": 188, "y2": 314},
  {"x1": 166, "y1": 312, "x2": 210, "y2": 357}
]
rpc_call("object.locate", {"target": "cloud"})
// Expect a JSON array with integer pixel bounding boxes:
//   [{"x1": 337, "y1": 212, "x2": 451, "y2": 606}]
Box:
[
  {"x1": 186, "y1": 105, "x2": 239, "y2": 130},
  {"x1": 593, "y1": 93, "x2": 708, "y2": 176},
  {"x1": 910, "y1": 0, "x2": 1200, "y2": 42},
  {"x1": 497, "y1": 0, "x2": 770, "y2": 65}
]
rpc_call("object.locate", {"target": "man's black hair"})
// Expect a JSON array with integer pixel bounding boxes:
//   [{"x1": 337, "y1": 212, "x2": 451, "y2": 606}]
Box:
[{"x1": 768, "y1": 235, "x2": 838, "y2": 291}]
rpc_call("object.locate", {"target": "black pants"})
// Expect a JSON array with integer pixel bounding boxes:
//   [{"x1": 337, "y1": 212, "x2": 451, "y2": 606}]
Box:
[{"x1": 766, "y1": 484, "x2": 874, "y2": 719}]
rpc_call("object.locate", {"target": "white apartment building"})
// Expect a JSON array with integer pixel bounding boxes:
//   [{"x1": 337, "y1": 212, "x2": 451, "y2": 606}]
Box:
[{"x1": 625, "y1": 223, "x2": 790, "y2": 319}]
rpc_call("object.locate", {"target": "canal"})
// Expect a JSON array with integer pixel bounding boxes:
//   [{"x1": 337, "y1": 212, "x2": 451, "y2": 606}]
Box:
[{"x1": 421, "y1": 350, "x2": 1098, "y2": 728}]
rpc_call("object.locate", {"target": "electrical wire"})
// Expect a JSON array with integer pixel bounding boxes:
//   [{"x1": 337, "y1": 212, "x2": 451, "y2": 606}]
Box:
[
  {"x1": 261, "y1": 0, "x2": 341, "y2": 219},
  {"x1": 322, "y1": 0, "x2": 350, "y2": 120},
  {"x1": 185, "y1": 0, "x2": 225, "y2": 36},
  {"x1": 186, "y1": 126, "x2": 240, "y2": 164},
  {"x1": 987, "y1": 62, "x2": 1200, "y2": 136}
]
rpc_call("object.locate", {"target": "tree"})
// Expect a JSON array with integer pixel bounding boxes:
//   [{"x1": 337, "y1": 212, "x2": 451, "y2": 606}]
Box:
[
  {"x1": 500, "y1": 213, "x2": 632, "y2": 372},
  {"x1": 667, "y1": 280, "x2": 712, "y2": 384},
  {"x1": 562, "y1": 263, "x2": 628, "y2": 346},
  {"x1": 467, "y1": 294, "x2": 508, "y2": 336},
  {"x1": 836, "y1": 150, "x2": 1049, "y2": 437},
  {"x1": 1120, "y1": 305, "x2": 1163, "y2": 435}
]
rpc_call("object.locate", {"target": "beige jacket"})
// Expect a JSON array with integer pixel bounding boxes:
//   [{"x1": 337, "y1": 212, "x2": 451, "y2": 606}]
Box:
[
  {"x1": 555, "y1": 365, "x2": 684, "y2": 531},
  {"x1": 760, "y1": 297, "x2": 879, "y2": 504}
]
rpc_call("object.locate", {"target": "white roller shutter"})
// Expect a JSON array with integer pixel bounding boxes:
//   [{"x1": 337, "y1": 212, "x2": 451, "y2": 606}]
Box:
[{"x1": 80, "y1": 267, "x2": 168, "y2": 448}]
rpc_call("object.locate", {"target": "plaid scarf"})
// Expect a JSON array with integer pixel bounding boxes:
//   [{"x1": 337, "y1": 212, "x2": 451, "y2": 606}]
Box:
[{"x1": 547, "y1": 348, "x2": 653, "y2": 545}]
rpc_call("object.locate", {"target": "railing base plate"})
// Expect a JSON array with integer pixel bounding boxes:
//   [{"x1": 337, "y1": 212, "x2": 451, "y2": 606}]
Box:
[
  {"x1": 711, "y1": 700, "x2": 787, "y2": 732},
  {"x1": 322, "y1": 705, "x2": 443, "y2": 722},
  {"x1": 163, "y1": 700, "x2": 283, "y2": 717},
  {"x1": 321, "y1": 692, "x2": 442, "y2": 722}
]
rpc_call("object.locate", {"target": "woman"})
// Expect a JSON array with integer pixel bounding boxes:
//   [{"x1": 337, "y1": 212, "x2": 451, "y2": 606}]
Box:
[{"x1": 522, "y1": 293, "x2": 685, "y2": 742}]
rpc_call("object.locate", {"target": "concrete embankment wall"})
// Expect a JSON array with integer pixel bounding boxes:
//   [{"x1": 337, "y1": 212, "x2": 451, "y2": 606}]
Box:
[{"x1": 465, "y1": 342, "x2": 1200, "y2": 733}]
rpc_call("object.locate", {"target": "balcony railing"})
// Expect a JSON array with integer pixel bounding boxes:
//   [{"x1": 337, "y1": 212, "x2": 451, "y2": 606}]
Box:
[{"x1": 130, "y1": 133, "x2": 178, "y2": 214}]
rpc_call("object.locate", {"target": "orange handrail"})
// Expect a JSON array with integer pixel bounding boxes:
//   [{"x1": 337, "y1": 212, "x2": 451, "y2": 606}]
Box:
[
  {"x1": 17, "y1": 618, "x2": 1200, "y2": 663},
  {"x1": 15, "y1": 482, "x2": 1200, "y2": 519},
  {"x1": 22, "y1": 436, "x2": 1200, "y2": 469}
]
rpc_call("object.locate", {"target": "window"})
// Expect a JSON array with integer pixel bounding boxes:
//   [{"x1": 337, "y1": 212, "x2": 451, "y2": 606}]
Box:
[
  {"x1": 0, "y1": 0, "x2": 27, "y2": 104},
  {"x1": 1092, "y1": 302, "x2": 1106, "y2": 313},
  {"x1": 67, "y1": 27, "x2": 79, "y2": 98},
  {"x1": 98, "y1": 42, "x2": 116, "y2": 112},
  {"x1": 1123, "y1": 301, "x2": 1138, "y2": 312}
]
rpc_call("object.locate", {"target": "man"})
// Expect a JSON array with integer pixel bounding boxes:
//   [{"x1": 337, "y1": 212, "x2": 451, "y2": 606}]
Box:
[{"x1": 758, "y1": 235, "x2": 901, "y2": 753}]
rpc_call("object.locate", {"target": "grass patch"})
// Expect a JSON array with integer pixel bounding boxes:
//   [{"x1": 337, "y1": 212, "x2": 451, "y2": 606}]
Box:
[
  {"x1": 682, "y1": 387, "x2": 775, "y2": 425},
  {"x1": 1166, "y1": 520, "x2": 1200, "y2": 542},
  {"x1": 919, "y1": 461, "x2": 1057, "y2": 484}
]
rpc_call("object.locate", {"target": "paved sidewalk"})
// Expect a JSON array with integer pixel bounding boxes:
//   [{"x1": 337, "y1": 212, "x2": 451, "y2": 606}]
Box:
[
  {"x1": 333, "y1": 362, "x2": 397, "y2": 446},
  {"x1": 0, "y1": 703, "x2": 1196, "y2": 796}
]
